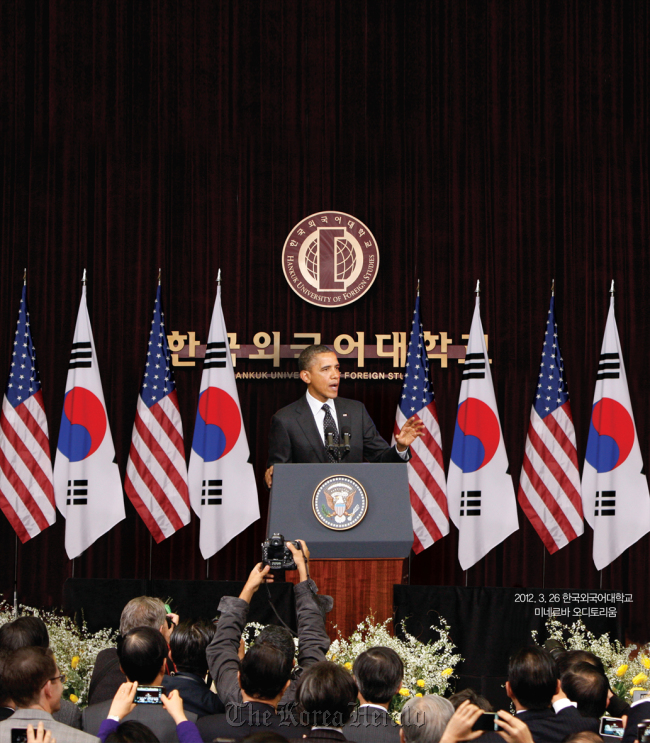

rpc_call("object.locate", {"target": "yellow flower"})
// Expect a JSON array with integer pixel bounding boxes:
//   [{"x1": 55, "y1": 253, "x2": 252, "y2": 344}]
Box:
[
  {"x1": 643, "y1": 658, "x2": 650, "y2": 670},
  {"x1": 629, "y1": 687, "x2": 646, "y2": 696},
  {"x1": 399, "y1": 688, "x2": 410, "y2": 697},
  {"x1": 633, "y1": 673, "x2": 648, "y2": 686},
  {"x1": 416, "y1": 679, "x2": 425, "y2": 688},
  {"x1": 616, "y1": 664, "x2": 629, "y2": 677},
  {"x1": 344, "y1": 662, "x2": 352, "y2": 670},
  {"x1": 71, "y1": 656, "x2": 80, "y2": 670},
  {"x1": 441, "y1": 668, "x2": 453, "y2": 677},
  {"x1": 415, "y1": 693, "x2": 423, "y2": 697},
  {"x1": 331, "y1": 654, "x2": 337, "y2": 662},
  {"x1": 69, "y1": 694, "x2": 79, "y2": 703}
]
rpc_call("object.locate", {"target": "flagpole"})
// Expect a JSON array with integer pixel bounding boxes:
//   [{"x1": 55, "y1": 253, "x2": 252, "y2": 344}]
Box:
[
  {"x1": 13, "y1": 532, "x2": 19, "y2": 617},
  {"x1": 72, "y1": 268, "x2": 84, "y2": 582}
]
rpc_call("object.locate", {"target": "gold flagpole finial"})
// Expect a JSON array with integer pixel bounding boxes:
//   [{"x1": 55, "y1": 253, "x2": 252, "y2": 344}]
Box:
[
  {"x1": 475, "y1": 280, "x2": 480, "y2": 297},
  {"x1": 417, "y1": 279, "x2": 420, "y2": 297},
  {"x1": 82, "y1": 268, "x2": 87, "y2": 286},
  {"x1": 610, "y1": 280, "x2": 615, "y2": 296},
  {"x1": 158, "y1": 267, "x2": 161, "y2": 286},
  {"x1": 551, "y1": 278, "x2": 555, "y2": 296},
  {"x1": 23, "y1": 268, "x2": 26, "y2": 286},
  {"x1": 217, "y1": 268, "x2": 222, "y2": 285}
]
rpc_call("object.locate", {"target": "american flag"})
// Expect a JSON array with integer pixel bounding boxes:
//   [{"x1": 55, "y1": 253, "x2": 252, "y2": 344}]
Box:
[
  {"x1": 393, "y1": 293, "x2": 449, "y2": 553},
  {"x1": 125, "y1": 284, "x2": 191, "y2": 542},
  {"x1": 0, "y1": 284, "x2": 56, "y2": 542},
  {"x1": 517, "y1": 294, "x2": 583, "y2": 553}
]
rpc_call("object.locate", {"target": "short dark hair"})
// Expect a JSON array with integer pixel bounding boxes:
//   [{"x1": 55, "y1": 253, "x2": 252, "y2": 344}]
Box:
[
  {"x1": 1, "y1": 646, "x2": 57, "y2": 707},
  {"x1": 169, "y1": 620, "x2": 214, "y2": 676},
  {"x1": 240, "y1": 734, "x2": 290, "y2": 743},
  {"x1": 353, "y1": 647, "x2": 403, "y2": 703},
  {"x1": 298, "y1": 345, "x2": 334, "y2": 372},
  {"x1": 296, "y1": 661, "x2": 358, "y2": 727},
  {"x1": 105, "y1": 721, "x2": 160, "y2": 742},
  {"x1": 0, "y1": 616, "x2": 49, "y2": 651},
  {"x1": 556, "y1": 649, "x2": 606, "y2": 677},
  {"x1": 255, "y1": 625, "x2": 295, "y2": 667},
  {"x1": 239, "y1": 641, "x2": 293, "y2": 699},
  {"x1": 561, "y1": 662, "x2": 608, "y2": 719},
  {"x1": 563, "y1": 733, "x2": 604, "y2": 743},
  {"x1": 448, "y1": 687, "x2": 494, "y2": 711},
  {"x1": 117, "y1": 626, "x2": 168, "y2": 684},
  {"x1": 508, "y1": 646, "x2": 558, "y2": 710}
]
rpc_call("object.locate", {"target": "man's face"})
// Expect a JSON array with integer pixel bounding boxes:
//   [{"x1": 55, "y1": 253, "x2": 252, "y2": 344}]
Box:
[
  {"x1": 48, "y1": 667, "x2": 63, "y2": 712},
  {"x1": 301, "y1": 352, "x2": 340, "y2": 402}
]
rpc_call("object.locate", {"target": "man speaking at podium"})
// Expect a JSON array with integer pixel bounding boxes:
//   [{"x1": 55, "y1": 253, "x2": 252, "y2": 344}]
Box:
[{"x1": 264, "y1": 344, "x2": 424, "y2": 488}]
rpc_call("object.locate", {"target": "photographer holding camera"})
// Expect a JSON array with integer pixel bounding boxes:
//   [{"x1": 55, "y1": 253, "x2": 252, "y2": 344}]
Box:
[{"x1": 198, "y1": 539, "x2": 329, "y2": 739}]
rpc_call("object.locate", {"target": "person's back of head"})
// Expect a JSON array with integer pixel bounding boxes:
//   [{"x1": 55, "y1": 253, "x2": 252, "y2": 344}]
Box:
[
  {"x1": 353, "y1": 646, "x2": 403, "y2": 704},
  {"x1": 240, "y1": 734, "x2": 289, "y2": 743},
  {"x1": 448, "y1": 687, "x2": 493, "y2": 711},
  {"x1": 239, "y1": 641, "x2": 293, "y2": 700},
  {"x1": 169, "y1": 619, "x2": 214, "y2": 677},
  {"x1": 295, "y1": 661, "x2": 358, "y2": 728},
  {"x1": 556, "y1": 650, "x2": 605, "y2": 677},
  {"x1": 117, "y1": 626, "x2": 169, "y2": 684},
  {"x1": 105, "y1": 721, "x2": 160, "y2": 742},
  {"x1": 120, "y1": 597, "x2": 167, "y2": 636},
  {"x1": 0, "y1": 616, "x2": 49, "y2": 651},
  {"x1": 507, "y1": 646, "x2": 558, "y2": 710},
  {"x1": 400, "y1": 695, "x2": 454, "y2": 743},
  {"x1": 561, "y1": 662, "x2": 608, "y2": 719},
  {"x1": 563, "y1": 732, "x2": 604, "y2": 743},
  {"x1": 2, "y1": 646, "x2": 57, "y2": 709},
  {"x1": 255, "y1": 625, "x2": 295, "y2": 668}
]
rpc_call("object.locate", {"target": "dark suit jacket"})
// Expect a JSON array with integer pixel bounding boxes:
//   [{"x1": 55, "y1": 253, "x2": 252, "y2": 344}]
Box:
[
  {"x1": 290, "y1": 730, "x2": 353, "y2": 742},
  {"x1": 480, "y1": 707, "x2": 598, "y2": 743},
  {"x1": 622, "y1": 700, "x2": 650, "y2": 743},
  {"x1": 82, "y1": 697, "x2": 197, "y2": 742},
  {"x1": 196, "y1": 701, "x2": 310, "y2": 742},
  {"x1": 267, "y1": 396, "x2": 408, "y2": 467},
  {"x1": 162, "y1": 672, "x2": 225, "y2": 717},
  {"x1": 87, "y1": 647, "x2": 126, "y2": 706},
  {"x1": 342, "y1": 705, "x2": 399, "y2": 743}
]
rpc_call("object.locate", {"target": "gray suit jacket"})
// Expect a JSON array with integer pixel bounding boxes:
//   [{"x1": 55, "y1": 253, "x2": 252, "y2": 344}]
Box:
[
  {"x1": 267, "y1": 396, "x2": 408, "y2": 467},
  {"x1": 0, "y1": 708, "x2": 99, "y2": 743},
  {"x1": 82, "y1": 699, "x2": 197, "y2": 742},
  {"x1": 343, "y1": 705, "x2": 400, "y2": 743}
]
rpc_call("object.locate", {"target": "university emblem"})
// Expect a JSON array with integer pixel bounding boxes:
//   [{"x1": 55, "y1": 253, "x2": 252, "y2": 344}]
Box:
[
  {"x1": 312, "y1": 474, "x2": 368, "y2": 530},
  {"x1": 282, "y1": 211, "x2": 380, "y2": 307}
]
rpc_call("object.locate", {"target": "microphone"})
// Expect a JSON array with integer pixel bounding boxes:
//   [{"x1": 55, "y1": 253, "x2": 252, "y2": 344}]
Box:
[
  {"x1": 325, "y1": 425, "x2": 337, "y2": 451},
  {"x1": 341, "y1": 425, "x2": 351, "y2": 454}
]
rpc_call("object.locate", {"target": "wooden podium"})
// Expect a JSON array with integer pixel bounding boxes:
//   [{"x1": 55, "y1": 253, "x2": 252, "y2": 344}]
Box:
[{"x1": 268, "y1": 463, "x2": 412, "y2": 638}]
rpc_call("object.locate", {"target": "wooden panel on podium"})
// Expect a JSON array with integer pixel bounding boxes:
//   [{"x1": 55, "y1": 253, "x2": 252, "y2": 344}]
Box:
[{"x1": 286, "y1": 558, "x2": 408, "y2": 639}]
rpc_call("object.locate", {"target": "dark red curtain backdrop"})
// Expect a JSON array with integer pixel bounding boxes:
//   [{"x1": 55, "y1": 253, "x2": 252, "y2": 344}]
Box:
[{"x1": 1, "y1": 0, "x2": 649, "y2": 638}]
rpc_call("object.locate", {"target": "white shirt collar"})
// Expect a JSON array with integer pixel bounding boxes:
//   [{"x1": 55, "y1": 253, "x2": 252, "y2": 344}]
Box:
[{"x1": 306, "y1": 389, "x2": 335, "y2": 416}]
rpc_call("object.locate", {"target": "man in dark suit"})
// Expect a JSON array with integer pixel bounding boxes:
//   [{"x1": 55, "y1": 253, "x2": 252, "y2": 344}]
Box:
[
  {"x1": 265, "y1": 345, "x2": 423, "y2": 488},
  {"x1": 82, "y1": 626, "x2": 196, "y2": 742},
  {"x1": 343, "y1": 647, "x2": 403, "y2": 743},
  {"x1": 621, "y1": 699, "x2": 650, "y2": 743}
]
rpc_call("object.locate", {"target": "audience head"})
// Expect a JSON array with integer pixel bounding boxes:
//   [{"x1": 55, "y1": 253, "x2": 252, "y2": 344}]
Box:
[
  {"x1": 0, "y1": 616, "x2": 49, "y2": 651},
  {"x1": 295, "y1": 661, "x2": 358, "y2": 727},
  {"x1": 1, "y1": 646, "x2": 62, "y2": 712},
  {"x1": 169, "y1": 619, "x2": 215, "y2": 677},
  {"x1": 117, "y1": 626, "x2": 169, "y2": 685},
  {"x1": 448, "y1": 687, "x2": 493, "y2": 711},
  {"x1": 556, "y1": 649, "x2": 606, "y2": 678},
  {"x1": 353, "y1": 647, "x2": 403, "y2": 704},
  {"x1": 507, "y1": 646, "x2": 558, "y2": 710},
  {"x1": 563, "y1": 732, "x2": 604, "y2": 743},
  {"x1": 254, "y1": 625, "x2": 296, "y2": 668},
  {"x1": 561, "y1": 662, "x2": 608, "y2": 719},
  {"x1": 239, "y1": 641, "x2": 293, "y2": 701},
  {"x1": 400, "y1": 694, "x2": 454, "y2": 743},
  {"x1": 105, "y1": 721, "x2": 160, "y2": 742},
  {"x1": 119, "y1": 597, "x2": 168, "y2": 639}
]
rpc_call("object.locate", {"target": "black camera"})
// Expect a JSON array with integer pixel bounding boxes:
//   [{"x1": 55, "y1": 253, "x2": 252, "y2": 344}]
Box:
[{"x1": 262, "y1": 533, "x2": 300, "y2": 570}]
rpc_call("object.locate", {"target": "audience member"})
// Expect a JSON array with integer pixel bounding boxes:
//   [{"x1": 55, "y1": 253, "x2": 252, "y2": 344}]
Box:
[
  {"x1": 563, "y1": 733, "x2": 604, "y2": 743},
  {"x1": 438, "y1": 700, "x2": 535, "y2": 743},
  {"x1": 241, "y1": 734, "x2": 290, "y2": 743},
  {"x1": 164, "y1": 620, "x2": 224, "y2": 717},
  {"x1": 290, "y1": 660, "x2": 358, "y2": 741},
  {"x1": 83, "y1": 627, "x2": 196, "y2": 742},
  {"x1": 205, "y1": 539, "x2": 330, "y2": 712},
  {"x1": 400, "y1": 694, "x2": 454, "y2": 743},
  {"x1": 556, "y1": 649, "x2": 629, "y2": 718},
  {"x1": 560, "y1": 662, "x2": 608, "y2": 719},
  {"x1": 342, "y1": 646, "x2": 403, "y2": 742},
  {"x1": 449, "y1": 689, "x2": 494, "y2": 712},
  {"x1": 104, "y1": 720, "x2": 159, "y2": 742},
  {"x1": 88, "y1": 598, "x2": 178, "y2": 706},
  {"x1": 0, "y1": 616, "x2": 82, "y2": 729},
  {"x1": 621, "y1": 694, "x2": 650, "y2": 743},
  {"x1": 0, "y1": 646, "x2": 98, "y2": 743}
]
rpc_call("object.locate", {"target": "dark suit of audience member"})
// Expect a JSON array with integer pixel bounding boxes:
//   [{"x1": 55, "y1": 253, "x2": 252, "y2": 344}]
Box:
[
  {"x1": 560, "y1": 662, "x2": 608, "y2": 719},
  {"x1": 622, "y1": 700, "x2": 650, "y2": 743},
  {"x1": 197, "y1": 700, "x2": 310, "y2": 741},
  {"x1": 83, "y1": 626, "x2": 196, "y2": 742},
  {"x1": 164, "y1": 619, "x2": 224, "y2": 717},
  {"x1": 342, "y1": 647, "x2": 403, "y2": 743},
  {"x1": 87, "y1": 647, "x2": 126, "y2": 705}
]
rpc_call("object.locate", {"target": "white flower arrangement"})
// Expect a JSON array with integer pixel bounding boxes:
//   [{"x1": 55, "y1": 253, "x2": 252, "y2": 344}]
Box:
[
  {"x1": 0, "y1": 601, "x2": 117, "y2": 707},
  {"x1": 326, "y1": 616, "x2": 462, "y2": 722},
  {"x1": 533, "y1": 617, "x2": 650, "y2": 698}
]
